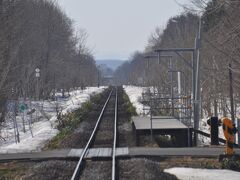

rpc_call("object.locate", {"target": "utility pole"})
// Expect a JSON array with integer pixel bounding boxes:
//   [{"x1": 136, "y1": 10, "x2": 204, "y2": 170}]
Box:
[
  {"x1": 177, "y1": 71, "x2": 182, "y2": 121},
  {"x1": 97, "y1": 68, "x2": 100, "y2": 88},
  {"x1": 213, "y1": 78, "x2": 218, "y2": 117},
  {"x1": 169, "y1": 57, "x2": 174, "y2": 116},
  {"x1": 229, "y1": 63, "x2": 236, "y2": 142},
  {"x1": 193, "y1": 17, "x2": 201, "y2": 146}
]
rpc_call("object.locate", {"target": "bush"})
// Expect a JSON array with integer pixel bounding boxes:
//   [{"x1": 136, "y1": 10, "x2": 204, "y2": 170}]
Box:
[
  {"x1": 90, "y1": 94, "x2": 101, "y2": 104},
  {"x1": 221, "y1": 158, "x2": 240, "y2": 171},
  {"x1": 123, "y1": 91, "x2": 137, "y2": 116},
  {"x1": 57, "y1": 99, "x2": 93, "y2": 130},
  {"x1": 47, "y1": 127, "x2": 72, "y2": 149},
  {"x1": 46, "y1": 92, "x2": 102, "y2": 149}
]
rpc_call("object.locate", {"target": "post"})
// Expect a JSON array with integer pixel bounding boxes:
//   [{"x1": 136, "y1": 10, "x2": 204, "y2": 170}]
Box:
[
  {"x1": 97, "y1": 68, "x2": 100, "y2": 88},
  {"x1": 178, "y1": 72, "x2": 182, "y2": 121},
  {"x1": 229, "y1": 63, "x2": 236, "y2": 142},
  {"x1": 11, "y1": 88, "x2": 20, "y2": 143},
  {"x1": 191, "y1": 48, "x2": 196, "y2": 146},
  {"x1": 35, "y1": 68, "x2": 40, "y2": 121},
  {"x1": 213, "y1": 79, "x2": 218, "y2": 117},
  {"x1": 35, "y1": 68, "x2": 40, "y2": 100},
  {"x1": 53, "y1": 73, "x2": 56, "y2": 98},
  {"x1": 13, "y1": 114, "x2": 20, "y2": 143},
  {"x1": 193, "y1": 18, "x2": 201, "y2": 146},
  {"x1": 192, "y1": 50, "x2": 197, "y2": 145},
  {"x1": 150, "y1": 98, "x2": 153, "y2": 142},
  {"x1": 177, "y1": 72, "x2": 181, "y2": 95},
  {"x1": 237, "y1": 119, "x2": 240, "y2": 147},
  {"x1": 21, "y1": 111, "x2": 26, "y2": 133},
  {"x1": 169, "y1": 57, "x2": 174, "y2": 116}
]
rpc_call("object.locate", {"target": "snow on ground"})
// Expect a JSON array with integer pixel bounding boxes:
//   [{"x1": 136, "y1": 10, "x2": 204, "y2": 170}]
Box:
[
  {"x1": 164, "y1": 167, "x2": 240, "y2": 180},
  {"x1": 0, "y1": 87, "x2": 106, "y2": 153},
  {"x1": 123, "y1": 85, "x2": 149, "y2": 115}
]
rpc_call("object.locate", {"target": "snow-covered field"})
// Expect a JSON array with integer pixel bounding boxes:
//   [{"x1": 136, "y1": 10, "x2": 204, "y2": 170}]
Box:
[
  {"x1": 0, "y1": 87, "x2": 106, "y2": 153},
  {"x1": 164, "y1": 167, "x2": 240, "y2": 180}
]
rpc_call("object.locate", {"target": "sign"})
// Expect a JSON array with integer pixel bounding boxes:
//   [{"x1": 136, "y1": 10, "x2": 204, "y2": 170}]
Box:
[
  {"x1": 19, "y1": 103, "x2": 28, "y2": 113},
  {"x1": 35, "y1": 68, "x2": 40, "y2": 73},
  {"x1": 35, "y1": 68, "x2": 40, "y2": 77}
]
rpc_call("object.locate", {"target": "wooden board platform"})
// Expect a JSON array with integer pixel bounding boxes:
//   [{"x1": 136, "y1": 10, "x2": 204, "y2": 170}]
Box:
[
  {"x1": 132, "y1": 116, "x2": 191, "y2": 147},
  {"x1": 132, "y1": 116, "x2": 188, "y2": 130}
]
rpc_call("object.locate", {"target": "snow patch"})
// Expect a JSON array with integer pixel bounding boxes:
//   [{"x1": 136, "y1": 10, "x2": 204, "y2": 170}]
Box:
[
  {"x1": 123, "y1": 85, "x2": 149, "y2": 115},
  {"x1": 164, "y1": 167, "x2": 240, "y2": 180}
]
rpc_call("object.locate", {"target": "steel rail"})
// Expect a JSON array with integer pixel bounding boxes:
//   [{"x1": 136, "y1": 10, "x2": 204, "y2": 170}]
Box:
[
  {"x1": 71, "y1": 89, "x2": 113, "y2": 180},
  {"x1": 112, "y1": 87, "x2": 118, "y2": 180}
]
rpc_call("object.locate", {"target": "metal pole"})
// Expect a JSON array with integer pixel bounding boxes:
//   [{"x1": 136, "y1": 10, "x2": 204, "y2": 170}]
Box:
[
  {"x1": 35, "y1": 68, "x2": 40, "y2": 121},
  {"x1": 36, "y1": 77, "x2": 39, "y2": 121},
  {"x1": 177, "y1": 72, "x2": 181, "y2": 95},
  {"x1": 238, "y1": 119, "x2": 240, "y2": 147},
  {"x1": 97, "y1": 69, "x2": 100, "y2": 88},
  {"x1": 178, "y1": 71, "x2": 182, "y2": 122},
  {"x1": 22, "y1": 112, "x2": 26, "y2": 133},
  {"x1": 13, "y1": 114, "x2": 20, "y2": 143},
  {"x1": 150, "y1": 99, "x2": 153, "y2": 142},
  {"x1": 229, "y1": 63, "x2": 236, "y2": 142},
  {"x1": 192, "y1": 50, "x2": 197, "y2": 145},
  {"x1": 169, "y1": 57, "x2": 174, "y2": 116},
  {"x1": 27, "y1": 111, "x2": 33, "y2": 137},
  {"x1": 193, "y1": 18, "x2": 201, "y2": 146},
  {"x1": 37, "y1": 77, "x2": 39, "y2": 101},
  {"x1": 213, "y1": 79, "x2": 218, "y2": 117}
]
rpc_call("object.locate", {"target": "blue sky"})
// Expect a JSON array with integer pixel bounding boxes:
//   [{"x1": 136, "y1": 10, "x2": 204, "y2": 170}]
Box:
[{"x1": 58, "y1": 0, "x2": 190, "y2": 60}]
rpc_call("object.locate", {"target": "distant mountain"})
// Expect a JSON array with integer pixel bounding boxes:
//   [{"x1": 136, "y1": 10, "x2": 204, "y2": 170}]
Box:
[
  {"x1": 98, "y1": 64, "x2": 114, "y2": 77},
  {"x1": 95, "y1": 59, "x2": 125, "y2": 71}
]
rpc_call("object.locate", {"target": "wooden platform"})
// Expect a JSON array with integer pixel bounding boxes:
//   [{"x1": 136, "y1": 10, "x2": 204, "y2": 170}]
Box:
[
  {"x1": 132, "y1": 116, "x2": 188, "y2": 130},
  {"x1": 132, "y1": 116, "x2": 192, "y2": 147}
]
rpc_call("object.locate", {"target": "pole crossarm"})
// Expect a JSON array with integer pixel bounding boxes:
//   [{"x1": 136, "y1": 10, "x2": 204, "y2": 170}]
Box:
[
  {"x1": 154, "y1": 48, "x2": 195, "y2": 52},
  {"x1": 154, "y1": 48, "x2": 194, "y2": 69},
  {"x1": 144, "y1": 54, "x2": 172, "y2": 59},
  {"x1": 144, "y1": 54, "x2": 158, "y2": 59}
]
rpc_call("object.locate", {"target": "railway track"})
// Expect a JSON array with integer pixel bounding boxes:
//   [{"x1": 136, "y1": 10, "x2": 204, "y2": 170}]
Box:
[{"x1": 71, "y1": 87, "x2": 118, "y2": 180}]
